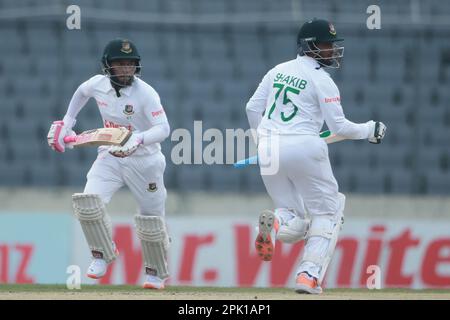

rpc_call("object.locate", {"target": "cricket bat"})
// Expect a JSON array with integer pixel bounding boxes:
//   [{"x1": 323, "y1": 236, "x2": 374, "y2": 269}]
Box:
[
  {"x1": 233, "y1": 130, "x2": 345, "y2": 168},
  {"x1": 63, "y1": 127, "x2": 132, "y2": 147}
]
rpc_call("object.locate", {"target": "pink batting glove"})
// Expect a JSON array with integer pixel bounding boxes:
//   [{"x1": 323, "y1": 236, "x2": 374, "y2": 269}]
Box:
[{"x1": 47, "y1": 121, "x2": 75, "y2": 152}]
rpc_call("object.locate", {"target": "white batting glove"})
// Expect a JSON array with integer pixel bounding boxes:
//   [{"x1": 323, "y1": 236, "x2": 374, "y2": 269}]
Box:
[
  {"x1": 367, "y1": 121, "x2": 387, "y2": 144},
  {"x1": 108, "y1": 133, "x2": 143, "y2": 158},
  {"x1": 47, "y1": 120, "x2": 75, "y2": 152}
]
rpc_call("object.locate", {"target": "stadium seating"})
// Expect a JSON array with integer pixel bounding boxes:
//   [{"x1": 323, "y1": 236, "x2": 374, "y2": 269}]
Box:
[{"x1": 0, "y1": 0, "x2": 449, "y2": 194}]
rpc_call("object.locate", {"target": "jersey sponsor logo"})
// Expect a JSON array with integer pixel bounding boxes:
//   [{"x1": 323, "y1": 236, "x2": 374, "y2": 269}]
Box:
[
  {"x1": 104, "y1": 120, "x2": 133, "y2": 131},
  {"x1": 324, "y1": 96, "x2": 341, "y2": 103},
  {"x1": 123, "y1": 104, "x2": 134, "y2": 115},
  {"x1": 96, "y1": 99, "x2": 108, "y2": 107},
  {"x1": 152, "y1": 109, "x2": 165, "y2": 118}
]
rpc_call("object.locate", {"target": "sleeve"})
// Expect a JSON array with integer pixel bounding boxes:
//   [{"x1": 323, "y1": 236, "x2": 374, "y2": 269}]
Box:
[
  {"x1": 62, "y1": 80, "x2": 92, "y2": 129},
  {"x1": 139, "y1": 88, "x2": 170, "y2": 146},
  {"x1": 143, "y1": 88, "x2": 169, "y2": 126},
  {"x1": 245, "y1": 69, "x2": 273, "y2": 131},
  {"x1": 139, "y1": 122, "x2": 171, "y2": 146},
  {"x1": 315, "y1": 76, "x2": 371, "y2": 140}
]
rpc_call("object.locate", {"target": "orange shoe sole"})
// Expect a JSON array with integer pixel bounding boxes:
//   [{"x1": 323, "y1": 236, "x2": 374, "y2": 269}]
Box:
[
  {"x1": 295, "y1": 273, "x2": 323, "y2": 294},
  {"x1": 255, "y1": 210, "x2": 278, "y2": 261},
  {"x1": 255, "y1": 233, "x2": 274, "y2": 261},
  {"x1": 143, "y1": 283, "x2": 165, "y2": 290}
]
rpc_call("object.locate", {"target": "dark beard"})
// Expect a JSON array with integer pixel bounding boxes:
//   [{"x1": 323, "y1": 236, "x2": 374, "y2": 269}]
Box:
[
  {"x1": 319, "y1": 58, "x2": 334, "y2": 66},
  {"x1": 110, "y1": 75, "x2": 134, "y2": 87}
]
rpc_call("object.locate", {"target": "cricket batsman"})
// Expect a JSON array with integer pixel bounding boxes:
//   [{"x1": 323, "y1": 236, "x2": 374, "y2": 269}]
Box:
[
  {"x1": 47, "y1": 39, "x2": 171, "y2": 289},
  {"x1": 246, "y1": 19, "x2": 386, "y2": 294}
]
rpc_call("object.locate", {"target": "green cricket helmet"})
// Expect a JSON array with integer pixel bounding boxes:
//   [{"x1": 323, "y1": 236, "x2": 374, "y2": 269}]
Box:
[
  {"x1": 101, "y1": 38, "x2": 141, "y2": 86},
  {"x1": 297, "y1": 19, "x2": 344, "y2": 68}
]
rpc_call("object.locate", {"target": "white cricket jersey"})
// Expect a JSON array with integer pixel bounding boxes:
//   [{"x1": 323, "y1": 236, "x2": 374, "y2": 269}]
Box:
[
  {"x1": 63, "y1": 75, "x2": 169, "y2": 156},
  {"x1": 246, "y1": 55, "x2": 371, "y2": 139}
]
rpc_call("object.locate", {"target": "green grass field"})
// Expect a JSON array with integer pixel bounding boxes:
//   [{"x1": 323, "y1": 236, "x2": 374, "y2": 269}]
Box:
[{"x1": 0, "y1": 284, "x2": 449, "y2": 300}]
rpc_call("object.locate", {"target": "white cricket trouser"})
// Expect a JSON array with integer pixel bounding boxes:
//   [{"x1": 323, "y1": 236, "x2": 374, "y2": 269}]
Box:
[
  {"x1": 84, "y1": 149, "x2": 167, "y2": 216},
  {"x1": 259, "y1": 134, "x2": 339, "y2": 217},
  {"x1": 258, "y1": 134, "x2": 340, "y2": 279}
]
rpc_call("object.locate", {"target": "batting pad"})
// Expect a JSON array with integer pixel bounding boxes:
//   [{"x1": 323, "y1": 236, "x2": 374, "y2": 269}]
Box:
[
  {"x1": 135, "y1": 215, "x2": 170, "y2": 280},
  {"x1": 303, "y1": 192, "x2": 345, "y2": 284},
  {"x1": 72, "y1": 193, "x2": 117, "y2": 263},
  {"x1": 276, "y1": 216, "x2": 310, "y2": 243}
]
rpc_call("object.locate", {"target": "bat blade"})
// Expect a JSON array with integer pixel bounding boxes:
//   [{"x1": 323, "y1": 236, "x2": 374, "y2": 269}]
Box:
[
  {"x1": 233, "y1": 156, "x2": 258, "y2": 168},
  {"x1": 64, "y1": 127, "x2": 132, "y2": 147}
]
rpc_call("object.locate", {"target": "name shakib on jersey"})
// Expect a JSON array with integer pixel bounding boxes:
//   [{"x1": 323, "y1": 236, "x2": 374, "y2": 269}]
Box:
[
  {"x1": 274, "y1": 73, "x2": 308, "y2": 90},
  {"x1": 104, "y1": 120, "x2": 133, "y2": 131}
]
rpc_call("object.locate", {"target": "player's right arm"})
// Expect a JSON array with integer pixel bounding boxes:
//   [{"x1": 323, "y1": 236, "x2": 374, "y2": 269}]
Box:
[
  {"x1": 47, "y1": 79, "x2": 93, "y2": 152},
  {"x1": 315, "y1": 75, "x2": 386, "y2": 142},
  {"x1": 245, "y1": 69, "x2": 274, "y2": 143}
]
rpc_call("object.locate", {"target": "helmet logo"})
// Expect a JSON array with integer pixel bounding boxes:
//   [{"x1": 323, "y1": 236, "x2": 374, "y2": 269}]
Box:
[
  {"x1": 329, "y1": 23, "x2": 336, "y2": 36},
  {"x1": 121, "y1": 41, "x2": 132, "y2": 54}
]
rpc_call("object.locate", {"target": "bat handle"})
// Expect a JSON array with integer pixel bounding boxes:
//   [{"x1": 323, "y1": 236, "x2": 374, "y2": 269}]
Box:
[{"x1": 63, "y1": 136, "x2": 77, "y2": 144}]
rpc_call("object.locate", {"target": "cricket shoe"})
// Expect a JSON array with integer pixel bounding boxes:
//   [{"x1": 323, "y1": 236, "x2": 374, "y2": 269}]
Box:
[
  {"x1": 143, "y1": 275, "x2": 165, "y2": 289},
  {"x1": 86, "y1": 258, "x2": 108, "y2": 279},
  {"x1": 86, "y1": 243, "x2": 119, "y2": 279},
  {"x1": 295, "y1": 272, "x2": 323, "y2": 294},
  {"x1": 255, "y1": 210, "x2": 279, "y2": 261}
]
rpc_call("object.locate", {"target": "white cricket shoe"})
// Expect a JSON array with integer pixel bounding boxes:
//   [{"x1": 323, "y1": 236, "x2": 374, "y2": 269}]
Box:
[
  {"x1": 86, "y1": 243, "x2": 119, "y2": 279},
  {"x1": 143, "y1": 275, "x2": 165, "y2": 290},
  {"x1": 86, "y1": 259, "x2": 108, "y2": 279}
]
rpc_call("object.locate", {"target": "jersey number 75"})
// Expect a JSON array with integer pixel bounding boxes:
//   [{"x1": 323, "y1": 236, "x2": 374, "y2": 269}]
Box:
[{"x1": 267, "y1": 82, "x2": 307, "y2": 121}]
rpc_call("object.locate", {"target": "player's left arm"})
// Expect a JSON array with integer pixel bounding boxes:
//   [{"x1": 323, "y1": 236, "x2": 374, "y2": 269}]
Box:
[
  {"x1": 315, "y1": 76, "x2": 386, "y2": 142},
  {"x1": 109, "y1": 90, "x2": 170, "y2": 157},
  {"x1": 140, "y1": 91, "x2": 170, "y2": 145},
  {"x1": 138, "y1": 88, "x2": 170, "y2": 145}
]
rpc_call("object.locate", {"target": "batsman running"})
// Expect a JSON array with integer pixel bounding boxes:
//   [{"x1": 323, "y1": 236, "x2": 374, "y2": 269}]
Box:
[
  {"x1": 246, "y1": 19, "x2": 386, "y2": 294},
  {"x1": 47, "y1": 39, "x2": 171, "y2": 289}
]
